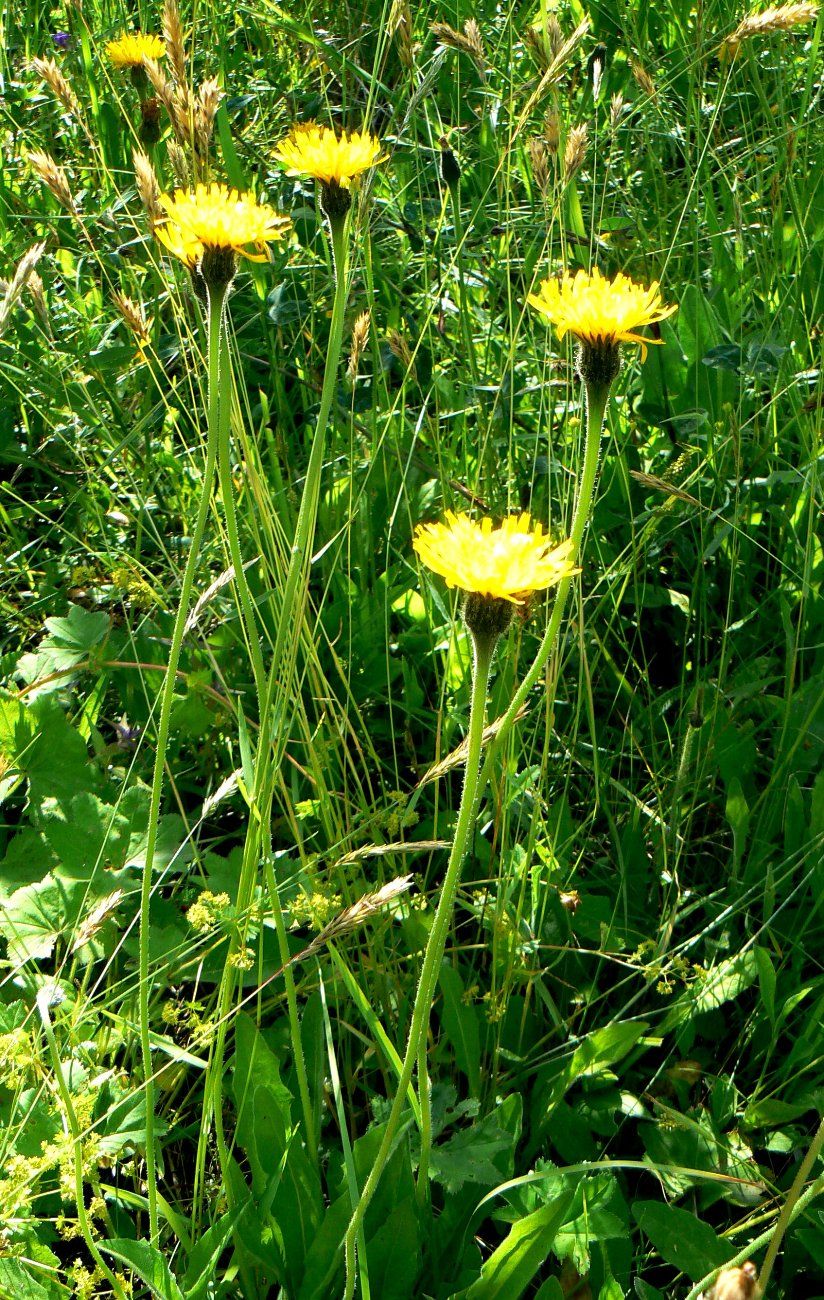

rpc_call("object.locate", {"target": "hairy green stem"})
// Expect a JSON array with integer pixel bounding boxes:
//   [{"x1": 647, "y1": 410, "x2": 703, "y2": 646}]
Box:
[
  {"x1": 342, "y1": 631, "x2": 496, "y2": 1300},
  {"x1": 212, "y1": 295, "x2": 316, "y2": 1161},
  {"x1": 194, "y1": 211, "x2": 350, "y2": 1217},
  {"x1": 138, "y1": 278, "x2": 226, "y2": 1244},
  {"x1": 478, "y1": 378, "x2": 609, "y2": 786}
]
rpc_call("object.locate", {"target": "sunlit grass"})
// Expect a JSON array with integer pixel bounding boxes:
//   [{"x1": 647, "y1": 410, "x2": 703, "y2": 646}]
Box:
[{"x1": 0, "y1": 0, "x2": 822, "y2": 1296}]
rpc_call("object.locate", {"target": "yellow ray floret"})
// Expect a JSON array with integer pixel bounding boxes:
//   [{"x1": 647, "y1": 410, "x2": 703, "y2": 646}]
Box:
[
  {"x1": 413, "y1": 512, "x2": 579, "y2": 604},
  {"x1": 528, "y1": 266, "x2": 677, "y2": 359},
  {"x1": 154, "y1": 183, "x2": 291, "y2": 265},
  {"x1": 105, "y1": 32, "x2": 166, "y2": 68},
  {"x1": 274, "y1": 124, "x2": 386, "y2": 187}
]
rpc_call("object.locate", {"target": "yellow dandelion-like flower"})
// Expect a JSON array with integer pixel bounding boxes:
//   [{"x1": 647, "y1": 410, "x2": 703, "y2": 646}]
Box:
[
  {"x1": 528, "y1": 266, "x2": 677, "y2": 361},
  {"x1": 413, "y1": 511, "x2": 579, "y2": 604},
  {"x1": 274, "y1": 124, "x2": 386, "y2": 188},
  {"x1": 154, "y1": 182, "x2": 291, "y2": 275},
  {"x1": 105, "y1": 32, "x2": 166, "y2": 68}
]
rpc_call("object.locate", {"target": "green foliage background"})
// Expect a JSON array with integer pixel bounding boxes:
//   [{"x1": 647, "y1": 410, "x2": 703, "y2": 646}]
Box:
[{"x1": 0, "y1": 0, "x2": 822, "y2": 1296}]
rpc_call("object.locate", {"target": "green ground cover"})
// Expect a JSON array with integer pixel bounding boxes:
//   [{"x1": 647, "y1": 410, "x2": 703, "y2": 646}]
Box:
[{"x1": 0, "y1": 0, "x2": 822, "y2": 1295}]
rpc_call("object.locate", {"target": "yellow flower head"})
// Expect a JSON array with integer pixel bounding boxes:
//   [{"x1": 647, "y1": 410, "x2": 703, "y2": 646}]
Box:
[
  {"x1": 528, "y1": 266, "x2": 677, "y2": 361},
  {"x1": 105, "y1": 32, "x2": 166, "y2": 68},
  {"x1": 274, "y1": 124, "x2": 386, "y2": 188},
  {"x1": 413, "y1": 511, "x2": 579, "y2": 604},
  {"x1": 154, "y1": 183, "x2": 291, "y2": 273}
]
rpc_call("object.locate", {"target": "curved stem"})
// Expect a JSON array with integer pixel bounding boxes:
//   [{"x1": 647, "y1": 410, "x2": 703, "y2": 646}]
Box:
[
  {"x1": 478, "y1": 378, "x2": 609, "y2": 788},
  {"x1": 342, "y1": 631, "x2": 496, "y2": 1300},
  {"x1": 138, "y1": 279, "x2": 225, "y2": 1244},
  {"x1": 758, "y1": 1112, "x2": 824, "y2": 1296}
]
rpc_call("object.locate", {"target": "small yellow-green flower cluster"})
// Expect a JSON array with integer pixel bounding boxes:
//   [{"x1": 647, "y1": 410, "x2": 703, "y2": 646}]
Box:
[
  {"x1": 372, "y1": 790, "x2": 420, "y2": 837},
  {"x1": 289, "y1": 890, "x2": 342, "y2": 931},
  {"x1": 186, "y1": 889, "x2": 230, "y2": 932}
]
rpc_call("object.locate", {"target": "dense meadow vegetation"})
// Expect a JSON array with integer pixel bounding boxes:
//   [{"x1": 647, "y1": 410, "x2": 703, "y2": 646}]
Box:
[{"x1": 1, "y1": 0, "x2": 822, "y2": 1296}]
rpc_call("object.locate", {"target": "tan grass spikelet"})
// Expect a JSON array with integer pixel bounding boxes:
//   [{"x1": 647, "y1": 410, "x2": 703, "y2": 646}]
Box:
[
  {"x1": 162, "y1": 0, "x2": 188, "y2": 87},
  {"x1": 347, "y1": 310, "x2": 371, "y2": 379},
  {"x1": 524, "y1": 15, "x2": 564, "y2": 71},
  {"x1": 527, "y1": 136, "x2": 550, "y2": 194},
  {"x1": 32, "y1": 55, "x2": 81, "y2": 117},
  {"x1": 563, "y1": 123, "x2": 588, "y2": 181},
  {"x1": 71, "y1": 890, "x2": 124, "y2": 953},
  {"x1": 143, "y1": 55, "x2": 182, "y2": 140},
  {"x1": 112, "y1": 292, "x2": 153, "y2": 348},
  {"x1": 28, "y1": 151, "x2": 76, "y2": 211},
  {"x1": 167, "y1": 140, "x2": 191, "y2": 189},
  {"x1": 26, "y1": 271, "x2": 49, "y2": 326},
  {"x1": 431, "y1": 18, "x2": 486, "y2": 71},
  {"x1": 630, "y1": 58, "x2": 658, "y2": 101},
  {"x1": 390, "y1": 0, "x2": 415, "y2": 67},
  {"x1": 195, "y1": 78, "x2": 222, "y2": 156},
  {"x1": 388, "y1": 328, "x2": 417, "y2": 382},
  {"x1": 420, "y1": 705, "x2": 529, "y2": 784},
  {"x1": 133, "y1": 148, "x2": 162, "y2": 224},
  {"x1": 0, "y1": 242, "x2": 47, "y2": 339},
  {"x1": 544, "y1": 105, "x2": 561, "y2": 153},
  {"x1": 721, "y1": 2, "x2": 819, "y2": 56},
  {"x1": 274, "y1": 877, "x2": 415, "y2": 974}
]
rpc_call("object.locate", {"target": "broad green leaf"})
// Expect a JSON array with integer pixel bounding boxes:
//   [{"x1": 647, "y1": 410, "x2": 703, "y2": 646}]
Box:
[
  {"x1": 569, "y1": 1021, "x2": 649, "y2": 1079},
  {"x1": 0, "y1": 874, "x2": 86, "y2": 962},
  {"x1": 457, "y1": 1190, "x2": 574, "y2": 1300},
  {"x1": 366, "y1": 1198, "x2": 421, "y2": 1299},
  {"x1": 755, "y1": 947, "x2": 777, "y2": 1024},
  {"x1": 430, "y1": 1110, "x2": 515, "y2": 1194},
  {"x1": 0, "y1": 1257, "x2": 52, "y2": 1300},
  {"x1": 182, "y1": 1205, "x2": 247, "y2": 1299},
  {"x1": 439, "y1": 962, "x2": 481, "y2": 1096},
  {"x1": 724, "y1": 778, "x2": 750, "y2": 875},
  {"x1": 632, "y1": 1201, "x2": 733, "y2": 1280},
  {"x1": 534, "y1": 1282, "x2": 564, "y2": 1300},
  {"x1": 102, "y1": 1238, "x2": 185, "y2": 1300}
]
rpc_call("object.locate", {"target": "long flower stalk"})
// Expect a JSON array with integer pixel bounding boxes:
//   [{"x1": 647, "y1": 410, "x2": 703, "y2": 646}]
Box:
[
  {"x1": 212, "y1": 294, "x2": 316, "y2": 1158},
  {"x1": 138, "y1": 278, "x2": 227, "y2": 1245},
  {"x1": 194, "y1": 211, "x2": 351, "y2": 1214},
  {"x1": 342, "y1": 629, "x2": 497, "y2": 1300},
  {"x1": 479, "y1": 378, "x2": 608, "y2": 782}
]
